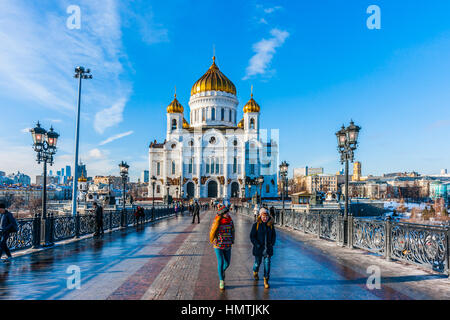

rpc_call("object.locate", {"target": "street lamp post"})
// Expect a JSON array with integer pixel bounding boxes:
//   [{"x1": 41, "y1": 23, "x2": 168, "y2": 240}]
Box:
[
  {"x1": 279, "y1": 161, "x2": 289, "y2": 225},
  {"x1": 72, "y1": 66, "x2": 92, "y2": 217},
  {"x1": 30, "y1": 122, "x2": 59, "y2": 247},
  {"x1": 119, "y1": 161, "x2": 129, "y2": 228},
  {"x1": 257, "y1": 175, "x2": 264, "y2": 206},
  {"x1": 151, "y1": 175, "x2": 157, "y2": 220},
  {"x1": 336, "y1": 120, "x2": 361, "y2": 246}
]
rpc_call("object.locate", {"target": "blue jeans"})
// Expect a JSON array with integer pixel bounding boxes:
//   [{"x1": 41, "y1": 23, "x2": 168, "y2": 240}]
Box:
[
  {"x1": 253, "y1": 255, "x2": 271, "y2": 279},
  {"x1": 214, "y1": 248, "x2": 231, "y2": 281}
]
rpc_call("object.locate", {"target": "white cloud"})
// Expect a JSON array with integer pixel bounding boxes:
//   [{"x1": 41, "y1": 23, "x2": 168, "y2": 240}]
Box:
[
  {"x1": 87, "y1": 148, "x2": 104, "y2": 159},
  {"x1": 99, "y1": 130, "x2": 134, "y2": 145},
  {"x1": 263, "y1": 6, "x2": 282, "y2": 14},
  {"x1": 21, "y1": 128, "x2": 31, "y2": 134},
  {"x1": 243, "y1": 28, "x2": 290, "y2": 80},
  {"x1": 94, "y1": 98, "x2": 127, "y2": 134},
  {"x1": 0, "y1": 0, "x2": 132, "y2": 121}
]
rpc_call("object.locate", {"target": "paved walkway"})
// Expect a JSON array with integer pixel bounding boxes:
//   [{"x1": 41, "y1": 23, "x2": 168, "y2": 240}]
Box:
[{"x1": 0, "y1": 210, "x2": 447, "y2": 300}]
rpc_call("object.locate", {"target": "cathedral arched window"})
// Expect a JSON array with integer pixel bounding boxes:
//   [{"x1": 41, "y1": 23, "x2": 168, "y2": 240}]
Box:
[
  {"x1": 229, "y1": 109, "x2": 232, "y2": 122},
  {"x1": 212, "y1": 108, "x2": 215, "y2": 120},
  {"x1": 202, "y1": 108, "x2": 206, "y2": 121},
  {"x1": 221, "y1": 108, "x2": 224, "y2": 121},
  {"x1": 172, "y1": 161, "x2": 176, "y2": 175},
  {"x1": 250, "y1": 118, "x2": 255, "y2": 129},
  {"x1": 171, "y1": 119, "x2": 177, "y2": 130},
  {"x1": 266, "y1": 184, "x2": 270, "y2": 193}
]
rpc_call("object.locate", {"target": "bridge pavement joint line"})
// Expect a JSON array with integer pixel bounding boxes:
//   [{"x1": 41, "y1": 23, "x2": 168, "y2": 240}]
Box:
[
  {"x1": 140, "y1": 213, "x2": 210, "y2": 300},
  {"x1": 252, "y1": 214, "x2": 450, "y2": 300}
]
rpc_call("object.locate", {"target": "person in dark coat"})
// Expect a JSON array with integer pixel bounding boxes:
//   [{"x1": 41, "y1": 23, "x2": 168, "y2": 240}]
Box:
[
  {"x1": 0, "y1": 200, "x2": 17, "y2": 263},
  {"x1": 249, "y1": 207, "x2": 276, "y2": 289},
  {"x1": 93, "y1": 202, "x2": 104, "y2": 237},
  {"x1": 192, "y1": 201, "x2": 200, "y2": 224}
]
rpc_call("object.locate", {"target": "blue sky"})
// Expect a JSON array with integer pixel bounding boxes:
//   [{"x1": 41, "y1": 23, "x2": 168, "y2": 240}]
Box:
[{"x1": 1, "y1": 0, "x2": 450, "y2": 181}]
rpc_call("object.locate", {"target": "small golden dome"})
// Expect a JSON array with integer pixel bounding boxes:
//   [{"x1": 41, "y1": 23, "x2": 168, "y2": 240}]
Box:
[
  {"x1": 183, "y1": 118, "x2": 189, "y2": 129},
  {"x1": 243, "y1": 92, "x2": 260, "y2": 113},
  {"x1": 237, "y1": 118, "x2": 244, "y2": 128},
  {"x1": 167, "y1": 93, "x2": 184, "y2": 113},
  {"x1": 191, "y1": 56, "x2": 236, "y2": 96},
  {"x1": 78, "y1": 173, "x2": 87, "y2": 182}
]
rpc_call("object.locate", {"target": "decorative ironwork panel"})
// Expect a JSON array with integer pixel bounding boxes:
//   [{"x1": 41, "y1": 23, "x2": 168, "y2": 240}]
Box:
[
  {"x1": 103, "y1": 211, "x2": 111, "y2": 230},
  {"x1": 126, "y1": 210, "x2": 135, "y2": 226},
  {"x1": 304, "y1": 214, "x2": 319, "y2": 234},
  {"x1": 297, "y1": 213, "x2": 306, "y2": 232},
  {"x1": 53, "y1": 215, "x2": 76, "y2": 241},
  {"x1": 352, "y1": 218, "x2": 385, "y2": 254},
  {"x1": 391, "y1": 222, "x2": 447, "y2": 273},
  {"x1": 111, "y1": 211, "x2": 121, "y2": 228},
  {"x1": 320, "y1": 214, "x2": 338, "y2": 241},
  {"x1": 79, "y1": 214, "x2": 96, "y2": 235},
  {"x1": 8, "y1": 218, "x2": 33, "y2": 251}
]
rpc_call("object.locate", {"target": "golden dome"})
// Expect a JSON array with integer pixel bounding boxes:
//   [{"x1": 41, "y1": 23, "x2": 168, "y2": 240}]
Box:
[
  {"x1": 237, "y1": 118, "x2": 244, "y2": 128},
  {"x1": 191, "y1": 57, "x2": 236, "y2": 96},
  {"x1": 243, "y1": 93, "x2": 260, "y2": 113},
  {"x1": 167, "y1": 93, "x2": 184, "y2": 113},
  {"x1": 183, "y1": 118, "x2": 189, "y2": 129},
  {"x1": 78, "y1": 173, "x2": 87, "y2": 182}
]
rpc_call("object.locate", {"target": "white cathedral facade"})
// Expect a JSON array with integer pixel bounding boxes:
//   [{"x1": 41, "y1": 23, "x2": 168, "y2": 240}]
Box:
[{"x1": 148, "y1": 57, "x2": 279, "y2": 200}]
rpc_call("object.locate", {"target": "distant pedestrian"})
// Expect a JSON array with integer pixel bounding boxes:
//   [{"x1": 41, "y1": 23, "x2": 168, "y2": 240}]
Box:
[
  {"x1": 192, "y1": 201, "x2": 200, "y2": 224},
  {"x1": 0, "y1": 200, "x2": 18, "y2": 263},
  {"x1": 210, "y1": 205, "x2": 234, "y2": 290},
  {"x1": 253, "y1": 205, "x2": 260, "y2": 222},
  {"x1": 93, "y1": 202, "x2": 104, "y2": 237},
  {"x1": 250, "y1": 207, "x2": 276, "y2": 289}
]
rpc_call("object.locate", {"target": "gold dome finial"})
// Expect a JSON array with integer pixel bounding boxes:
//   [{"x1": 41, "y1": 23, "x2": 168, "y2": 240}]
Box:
[
  {"x1": 167, "y1": 90, "x2": 184, "y2": 113},
  {"x1": 243, "y1": 88, "x2": 260, "y2": 113},
  {"x1": 191, "y1": 55, "x2": 236, "y2": 96}
]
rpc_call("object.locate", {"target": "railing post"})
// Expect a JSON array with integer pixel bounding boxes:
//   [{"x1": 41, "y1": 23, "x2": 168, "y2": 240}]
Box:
[
  {"x1": 44, "y1": 212, "x2": 54, "y2": 247},
  {"x1": 385, "y1": 218, "x2": 392, "y2": 261},
  {"x1": 317, "y1": 213, "x2": 321, "y2": 238},
  {"x1": 32, "y1": 213, "x2": 41, "y2": 249},
  {"x1": 347, "y1": 215, "x2": 354, "y2": 249},
  {"x1": 75, "y1": 213, "x2": 80, "y2": 238}
]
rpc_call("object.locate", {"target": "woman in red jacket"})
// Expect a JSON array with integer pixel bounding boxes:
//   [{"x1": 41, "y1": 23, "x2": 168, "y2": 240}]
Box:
[{"x1": 210, "y1": 205, "x2": 235, "y2": 290}]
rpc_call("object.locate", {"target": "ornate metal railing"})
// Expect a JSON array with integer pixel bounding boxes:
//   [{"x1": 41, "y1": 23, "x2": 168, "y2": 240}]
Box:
[
  {"x1": 352, "y1": 218, "x2": 385, "y2": 255},
  {"x1": 53, "y1": 215, "x2": 76, "y2": 241},
  {"x1": 390, "y1": 222, "x2": 447, "y2": 273},
  {"x1": 7, "y1": 218, "x2": 34, "y2": 251},
  {"x1": 236, "y1": 204, "x2": 449, "y2": 275},
  {"x1": 320, "y1": 213, "x2": 338, "y2": 241},
  {"x1": 8, "y1": 205, "x2": 176, "y2": 253}
]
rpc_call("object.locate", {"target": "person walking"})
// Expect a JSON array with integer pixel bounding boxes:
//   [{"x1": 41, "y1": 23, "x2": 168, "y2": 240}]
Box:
[
  {"x1": 250, "y1": 207, "x2": 276, "y2": 289},
  {"x1": 253, "y1": 204, "x2": 260, "y2": 222},
  {"x1": 93, "y1": 202, "x2": 104, "y2": 237},
  {"x1": 192, "y1": 200, "x2": 200, "y2": 224},
  {"x1": 210, "y1": 205, "x2": 234, "y2": 290},
  {"x1": 0, "y1": 200, "x2": 18, "y2": 263}
]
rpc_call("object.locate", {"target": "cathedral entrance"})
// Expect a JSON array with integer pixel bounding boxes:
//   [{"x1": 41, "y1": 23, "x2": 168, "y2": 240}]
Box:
[
  {"x1": 230, "y1": 182, "x2": 240, "y2": 198},
  {"x1": 207, "y1": 180, "x2": 218, "y2": 198},
  {"x1": 186, "y1": 182, "x2": 195, "y2": 199}
]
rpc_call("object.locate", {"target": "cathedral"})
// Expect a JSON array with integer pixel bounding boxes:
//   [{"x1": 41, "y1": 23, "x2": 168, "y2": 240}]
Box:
[{"x1": 148, "y1": 56, "x2": 279, "y2": 200}]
